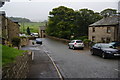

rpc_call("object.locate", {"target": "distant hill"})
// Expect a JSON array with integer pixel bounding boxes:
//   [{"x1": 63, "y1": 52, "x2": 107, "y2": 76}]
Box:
[{"x1": 8, "y1": 17, "x2": 31, "y2": 23}]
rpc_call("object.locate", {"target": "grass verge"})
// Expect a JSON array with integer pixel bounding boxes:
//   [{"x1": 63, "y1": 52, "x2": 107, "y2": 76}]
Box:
[{"x1": 1, "y1": 44, "x2": 26, "y2": 66}]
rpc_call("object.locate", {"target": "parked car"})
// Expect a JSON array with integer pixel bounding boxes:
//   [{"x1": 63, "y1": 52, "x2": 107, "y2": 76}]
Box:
[
  {"x1": 35, "y1": 38, "x2": 42, "y2": 44},
  {"x1": 31, "y1": 33, "x2": 39, "y2": 38},
  {"x1": 90, "y1": 43, "x2": 120, "y2": 58},
  {"x1": 19, "y1": 34, "x2": 27, "y2": 37},
  {"x1": 109, "y1": 41, "x2": 120, "y2": 48},
  {"x1": 68, "y1": 40, "x2": 84, "y2": 50}
]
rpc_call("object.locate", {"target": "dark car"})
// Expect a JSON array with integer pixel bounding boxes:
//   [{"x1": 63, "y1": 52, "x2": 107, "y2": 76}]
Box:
[
  {"x1": 109, "y1": 41, "x2": 120, "y2": 48},
  {"x1": 36, "y1": 38, "x2": 42, "y2": 44},
  {"x1": 90, "y1": 43, "x2": 120, "y2": 58}
]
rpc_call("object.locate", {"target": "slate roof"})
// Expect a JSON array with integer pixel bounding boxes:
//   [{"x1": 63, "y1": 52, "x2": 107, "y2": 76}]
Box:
[
  {"x1": 40, "y1": 26, "x2": 46, "y2": 30},
  {"x1": 89, "y1": 16, "x2": 119, "y2": 27}
]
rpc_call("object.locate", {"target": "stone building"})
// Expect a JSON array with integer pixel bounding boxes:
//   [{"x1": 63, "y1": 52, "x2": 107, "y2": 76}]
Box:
[
  {"x1": 7, "y1": 19, "x2": 20, "y2": 42},
  {"x1": 0, "y1": 11, "x2": 20, "y2": 43},
  {"x1": 89, "y1": 15, "x2": 119, "y2": 43},
  {"x1": 0, "y1": 11, "x2": 8, "y2": 43},
  {"x1": 39, "y1": 26, "x2": 46, "y2": 38}
]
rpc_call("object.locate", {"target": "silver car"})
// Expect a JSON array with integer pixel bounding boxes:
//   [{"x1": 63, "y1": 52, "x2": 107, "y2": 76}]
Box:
[{"x1": 68, "y1": 40, "x2": 84, "y2": 50}]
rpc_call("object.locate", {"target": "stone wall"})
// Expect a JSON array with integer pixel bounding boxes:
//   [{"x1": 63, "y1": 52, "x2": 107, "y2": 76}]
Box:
[
  {"x1": 2, "y1": 52, "x2": 32, "y2": 79},
  {"x1": 20, "y1": 37, "x2": 29, "y2": 47},
  {"x1": 47, "y1": 36, "x2": 90, "y2": 48},
  {"x1": 47, "y1": 35, "x2": 70, "y2": 44}
]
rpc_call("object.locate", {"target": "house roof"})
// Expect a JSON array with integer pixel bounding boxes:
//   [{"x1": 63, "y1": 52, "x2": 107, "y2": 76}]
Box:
[
  {"x1": 40, "y1": 26, "x2": 46, "y2": 30},
  {"x1": 89, "y1": 16, "x2": 119, "y2": 27}
]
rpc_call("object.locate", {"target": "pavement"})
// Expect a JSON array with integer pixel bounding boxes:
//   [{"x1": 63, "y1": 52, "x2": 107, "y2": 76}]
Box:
[{"x1": 21, "y1": 40, "x2": 60, "y2": 79}]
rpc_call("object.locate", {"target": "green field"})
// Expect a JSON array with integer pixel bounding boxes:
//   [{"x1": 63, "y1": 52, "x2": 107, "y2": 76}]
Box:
[{"x1": 20, "y1": 22, "x2": 46, "y2": 33}]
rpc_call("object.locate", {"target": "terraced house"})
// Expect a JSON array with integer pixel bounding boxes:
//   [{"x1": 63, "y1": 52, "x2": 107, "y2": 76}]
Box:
[
  {"x1": 89, "y1": 15, "x2": 120, "y2": 43},
  {"x1": 0, "y1": 11, "x2": 20, "y2": 44}
]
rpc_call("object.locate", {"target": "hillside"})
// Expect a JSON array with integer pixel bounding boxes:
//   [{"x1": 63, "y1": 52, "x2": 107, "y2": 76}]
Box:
[
  {"x1": 8, "y1": 17, "x2": 31, "y2": 23},
  {"x1": 20, "y1": 22, "x2": 46, "y2": 33}
]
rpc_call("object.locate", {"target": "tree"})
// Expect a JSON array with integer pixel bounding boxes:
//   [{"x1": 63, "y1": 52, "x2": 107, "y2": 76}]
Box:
[
  {"x1": 75, "y1": 9, "x2": 102, "y2": 37},
  {"x1": 47, "y1": 6, "x2": 102, "y2": 39},
  {"x1": 47, "y1": 6, "x2": 76, "y2": 39},
  {"x1": 26, "y1": 27, "x2": 31, "y2": 35},
  {"x1": 11, "y1": 37, "x2": 21, "y2": 49},
  {"x1": 100, "y1": 8, "x2": 117, "y2": 17}
]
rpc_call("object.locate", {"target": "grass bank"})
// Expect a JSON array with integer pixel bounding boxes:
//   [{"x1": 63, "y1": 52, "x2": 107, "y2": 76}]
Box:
[{"x1": 1, "y1": 44, "x2": 26, "y2": 66}]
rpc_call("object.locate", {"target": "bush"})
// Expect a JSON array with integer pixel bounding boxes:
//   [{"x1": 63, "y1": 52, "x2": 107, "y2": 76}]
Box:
[
  {"x1": 11, "y1": 37, "x2": 21, "y2": 47},
  {"x1": 83, "y1": 39, "x2": 91, "y2": 47},
  {"x1": 83, "y1": 39, "x2": 91, "y2": 43},
  {"x1": 74, "y1": 36, "x2": 88, "y2": 41}
]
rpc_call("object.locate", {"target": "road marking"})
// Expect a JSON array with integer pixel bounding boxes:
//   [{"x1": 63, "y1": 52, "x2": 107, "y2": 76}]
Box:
[
  {"x1": 46, "y1": 53, "x2": 64, "y2": 80},
  {"x1": 32, "y1": 51, "x2": 34, "y2": 60},
  {"x1": 115, "y1": 69, "x2": 119, "y2": 71}
]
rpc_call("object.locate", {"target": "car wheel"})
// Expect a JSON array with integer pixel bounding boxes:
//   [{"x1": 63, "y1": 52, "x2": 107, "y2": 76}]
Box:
[
  {"x1": 72, "y1": 46, "x2": 75, "y2": 50},
  {"x1": 102, "y1": 52, "x2": 107, "y2": 59},
  {"x1": 81, "y1": 47, "x2": 84, "y2": 50}
]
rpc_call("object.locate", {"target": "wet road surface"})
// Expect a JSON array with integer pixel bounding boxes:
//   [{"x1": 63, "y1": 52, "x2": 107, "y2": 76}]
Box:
[{"x1": 40, "y1": 38, "x2": 120, "y2": 78}]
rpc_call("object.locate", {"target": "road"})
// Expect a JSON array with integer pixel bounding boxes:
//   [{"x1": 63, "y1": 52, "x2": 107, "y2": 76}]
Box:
[{"x1": 39, "y1": 38, "x2": 119, "y2": 78}]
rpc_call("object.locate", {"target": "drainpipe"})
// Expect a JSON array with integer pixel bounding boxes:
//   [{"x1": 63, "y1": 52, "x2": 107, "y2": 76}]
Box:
[{"x1": 118, "y1": 1, "x2": 120, "y2": 41}]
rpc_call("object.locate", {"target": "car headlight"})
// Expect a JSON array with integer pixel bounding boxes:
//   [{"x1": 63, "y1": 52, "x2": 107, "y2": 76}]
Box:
[{"x1": 105, "y1": 51, "x2": 112, "y2": 54}]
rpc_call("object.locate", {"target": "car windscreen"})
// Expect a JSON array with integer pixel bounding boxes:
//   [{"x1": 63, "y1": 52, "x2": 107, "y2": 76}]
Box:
[
  {"x1": 109, "y1": 42, "x2": 120, "y2": 47},
  {"x1": 100, "y1": 44, "x2": 110, "y2": 48},
  {"x1": 114, "y1": 42, "x2": 120, "y2": 47},
  {"x1": 76, "y1": 41, "x2": 82, "y2": 43},
  {"x1": 36, "y1": 39, "x2": 42, "y2": 41}
]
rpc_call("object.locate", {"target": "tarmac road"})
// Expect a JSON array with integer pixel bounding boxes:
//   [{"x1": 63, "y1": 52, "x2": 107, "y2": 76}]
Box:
[{"x1": 40, "y1": 38, "x2": 120, "y2": 78}]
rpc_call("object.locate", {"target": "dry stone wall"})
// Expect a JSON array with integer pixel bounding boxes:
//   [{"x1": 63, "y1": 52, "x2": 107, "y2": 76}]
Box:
[{"x1": 2, "y1": 52, "x2": 32, "y2": 79}]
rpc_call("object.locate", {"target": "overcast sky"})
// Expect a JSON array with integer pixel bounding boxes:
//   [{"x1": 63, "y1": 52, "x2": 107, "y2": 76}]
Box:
[{"x1": 0, "y1": 0, "x2": 119, "y2": 22}]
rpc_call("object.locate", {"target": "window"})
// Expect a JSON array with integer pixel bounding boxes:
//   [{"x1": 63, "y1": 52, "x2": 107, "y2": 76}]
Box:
[
  {"x1": 107, "y1": 27, "x2": 111, "y2": 33},
  {"x1": 71, "y1": 41, "x2": 75, "y2": 43},
  {"x1": 92, "y1": 36, "x2": 95, "y2": 41},
  {"x1": 92, "y1": 27, "x2": 95, "y2": 32},
  {"x1": 106, "y1": 37, "x2": 111, "y2": 43},
  {"x1": 101, "y1": 37, "x2": 105, "y2": 43},
  {"x1": 76, "y1": 41, "x2": 82, "y2": 43},
  {"x1": 42, "y1": 30, "x2": 45, "y2": 33}
]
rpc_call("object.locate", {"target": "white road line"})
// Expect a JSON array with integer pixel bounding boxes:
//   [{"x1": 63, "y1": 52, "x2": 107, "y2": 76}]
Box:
[
  {"x1": 46, "y1": 53, "x2": 63, "y2": 80},
  {"x1": 115, "y1": 69, "x2": 119, "y2": 71},
  {"x1": 32, "y1": 51, "x2": 34, "y2": 60}
]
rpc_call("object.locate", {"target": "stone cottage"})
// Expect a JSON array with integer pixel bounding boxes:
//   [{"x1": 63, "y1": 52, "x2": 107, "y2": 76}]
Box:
[
  {"x1": 39, "y1": 26, "x2": 46, "y2": 38},
  {"x1": 7, "y1": 19, "x2": 20, "y2": 42},
  {"x1": 0, "y1": 11, "x2": 20, "y2": 43},
  {"x1": 89, "y1": 15, "x2": 119, "y2": 43}
]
